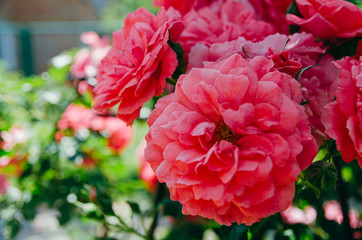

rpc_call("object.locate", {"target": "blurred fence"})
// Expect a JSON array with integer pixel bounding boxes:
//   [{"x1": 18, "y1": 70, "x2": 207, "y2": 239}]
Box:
[{"x1": 0, "y1": 21, "x2": 115, "y2": 76}]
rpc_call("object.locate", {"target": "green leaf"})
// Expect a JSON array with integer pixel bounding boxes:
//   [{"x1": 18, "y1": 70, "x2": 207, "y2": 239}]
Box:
[
  {"x1": 215, "y1": 223, "x2": 248, "y2": 240},
  {"x1": 303, "y1": 161, "x2": 338, "y2": 190},
  {"x1": 161, "y1": 199, "x2": 183, "y2": 219},
  {"x1": 286, "y1": 0, "x2": 302, "y2": 34},
  {"x1": 95, "y1": 187, "x2": 116, "y2": 216},
  {"x1": 164, "y1": 222, "x2": 205, "y2": 240},
  {"x1": 8, "y1": 219, "x2": 21, "y2": 239},
  {"x1": 329, "y1": 37, "x2": 361, "y2": 59},
  {"x1": 126, "y1": 201, "x2": 141, "y2": 215},
  {"x1": 168, "y1": 37, "x2": 186, "y2": 81}
]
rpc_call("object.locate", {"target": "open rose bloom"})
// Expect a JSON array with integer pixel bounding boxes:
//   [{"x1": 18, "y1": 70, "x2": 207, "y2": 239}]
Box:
[
  {"x1": 93, "y1": 7, "x2": 184, "y2": 125},
  {"x1": 145, "y1": 54, "x2": 317, "y2": 225}
]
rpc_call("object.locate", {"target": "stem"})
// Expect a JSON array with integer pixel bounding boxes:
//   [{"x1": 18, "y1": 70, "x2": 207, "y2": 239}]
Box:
[
  {"x1": 114, "y1": 215, "x2": 147, "y2": 239},
  {"x1": 105, "y1": 219, "x2": 147, "y2": 239},
  {"x1": 147, "y1": 182, "x2": 166, "y2": 240},
  {"x1": 334, "y1": 156, "x2": 354, "y2": 240}
]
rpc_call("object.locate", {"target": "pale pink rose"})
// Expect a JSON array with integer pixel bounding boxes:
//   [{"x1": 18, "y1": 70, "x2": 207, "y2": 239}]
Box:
[
  {"x1": 153, "y1": 0, "x2": 222, "y2": 15},
  {"x1": 57, "y1": 103, "x2": 96, "y2": 131},
  {"x1": 137, "y1": 140, "x2": 158, "y2": 191},
  {"x1": 281, "y1": 205, "x2": 317, "y2": 225},
  {"x1": 249, "y1": 0, "x2": 292, "y2": 34},
  {"x1": 188, "y1": 33, "x2": 338, "y2": 139},
  {"x1": 0, "y1": 126, "x2": 28, "y2": 151},
  {"x1": 287, "y1": 0, "x2": 362, "y2": 39},
  {"x1": 179, "y1": 0, "x2": 276, "y2": 56},
  {"x1": 93, "y1": 8, "x2": 184, "y2": 125},
  {"x1": 0, "y1": 175, "x2": 8, "y2": 194},
  {"x1": 71, "y1": 32, "x2": 110, "y2": 79},
  {"x1": 323, "y1": 200, "x2": 362, "y2": 229},
  {"x1": 145, "y1": 54, "x2": 317, "y2": 225},
  {"x1": 322, "y1": 57, "x2": 362, "y2": 167},
  {"x1": 103, "y1": 118, "x2": 133, "y2": 153}
]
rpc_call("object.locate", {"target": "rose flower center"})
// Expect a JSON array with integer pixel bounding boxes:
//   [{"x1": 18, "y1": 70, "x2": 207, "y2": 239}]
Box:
[{"x1": 212, "y1": 120, "x2": 242, "y2": 144}]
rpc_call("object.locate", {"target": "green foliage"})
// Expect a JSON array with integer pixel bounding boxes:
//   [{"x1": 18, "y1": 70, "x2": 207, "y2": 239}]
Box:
[{"x1": 168, "y1": 38, "x2": 186, "y2": 81}]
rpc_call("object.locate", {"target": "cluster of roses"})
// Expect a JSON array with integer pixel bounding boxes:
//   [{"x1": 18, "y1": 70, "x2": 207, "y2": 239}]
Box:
[{"x1": 91, "y1": 0, "x2": 362, "y2": 225}]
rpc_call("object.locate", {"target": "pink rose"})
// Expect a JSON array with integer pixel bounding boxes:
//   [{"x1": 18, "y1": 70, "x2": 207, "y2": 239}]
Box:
[
  {"x1": 0, "y1": 126, "x2": 28, "y2": 151},
  {"x1": 145, "y1": 54, "x2": 317, "y2": 225},
  {"x1": 57, "y1": 103, "x2": 95, "y2": 131},
  {"x1": 179, "y1": 0, "x2": 276, "y2": 56},
  {"x1": 281, "y1": 205, "x2": 317, "y2": 225},
  {"x1": 103, "y1": 118, "x2": 133, "y2": 153},
  {"x1": 70, "y1": 31, "x2": 110, "y2": 79},
  {"x1": 93, "y1": 8, "x2": 184, "y2": 125},
  {"x1": 322, "y1": 57, "x2": 362, "y2": 167},
  {"x1": 323, "y1": 200, "x2": 362, "y2": 229},
  {"x1": 286, "y1": 0, "x2": 362, "y2": 39},
  {"x1": 153, "y1": 0, "x2": 222, "y2": 15}
]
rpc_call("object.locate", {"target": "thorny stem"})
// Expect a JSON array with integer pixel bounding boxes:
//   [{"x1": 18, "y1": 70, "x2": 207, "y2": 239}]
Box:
[
  {"x1": 147, "y1": 182, "x2": 166, "y2": 240},
  {"x1": 334, "y1": 156, "x2": 354, "y2": 240}
]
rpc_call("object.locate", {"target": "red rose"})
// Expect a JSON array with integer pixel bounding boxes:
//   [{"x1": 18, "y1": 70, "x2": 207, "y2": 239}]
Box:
[
  {"x1": 93, "y1": 8, "x2": 184, "y2": 125},
  {"x1": 287, "y1": 0, "x2": 362, "y2": 39},
  {"x1": 145, "y1": 54, "x2": 317, "y2": 225}
]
